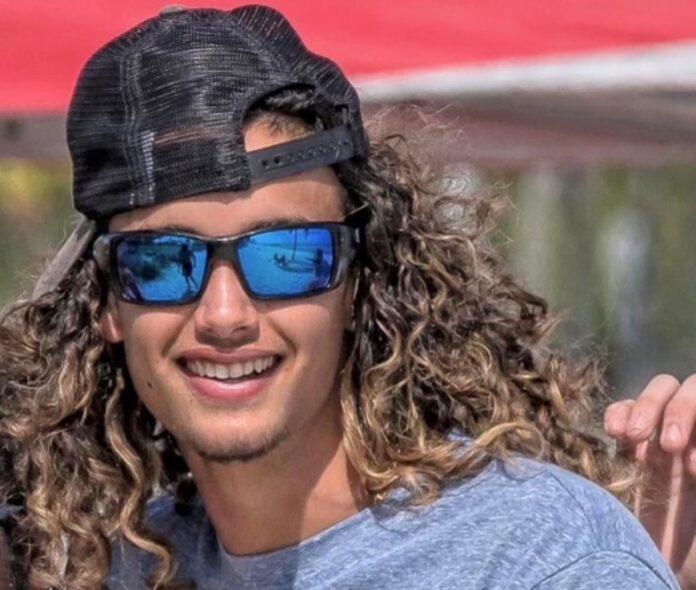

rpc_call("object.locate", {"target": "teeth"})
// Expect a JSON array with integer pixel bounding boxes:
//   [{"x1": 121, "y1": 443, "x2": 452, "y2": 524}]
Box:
[
  {"x1": 205, "y1": 362, "x2": 217, "y2": 378},
  {"x1": 186, "y1": 356, "x2": 275, "y2": 380}
]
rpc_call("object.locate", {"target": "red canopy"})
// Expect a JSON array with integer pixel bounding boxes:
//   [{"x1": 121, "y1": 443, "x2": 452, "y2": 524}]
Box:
[
  {"x1": 4, "y1": 0, "x2": 696, "y2": 114},
  {"x1": 4, "y1": 1, "x2": 696, "y2": 166}
]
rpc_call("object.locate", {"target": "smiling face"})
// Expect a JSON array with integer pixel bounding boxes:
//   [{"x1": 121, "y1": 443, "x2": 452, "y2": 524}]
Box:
[{"x1": 100, "y1": 123, "x2": 353, "y2": 463}]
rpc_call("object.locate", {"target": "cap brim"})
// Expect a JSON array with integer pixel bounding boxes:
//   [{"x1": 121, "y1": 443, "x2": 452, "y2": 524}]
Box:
[{"x1": 32, "y1": 217, "x2": 98, "y2": 300}]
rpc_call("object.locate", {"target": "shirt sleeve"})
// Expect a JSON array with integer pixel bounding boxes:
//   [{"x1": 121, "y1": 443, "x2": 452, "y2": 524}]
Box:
[{"x1": 531, "y1": 551, "x2": 678, "y2": 590}]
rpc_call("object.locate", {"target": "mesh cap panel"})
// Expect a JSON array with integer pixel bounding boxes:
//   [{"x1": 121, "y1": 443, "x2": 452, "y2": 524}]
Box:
[{"x1": 67, "y1": 5, "x2": 367, "y2": 220}]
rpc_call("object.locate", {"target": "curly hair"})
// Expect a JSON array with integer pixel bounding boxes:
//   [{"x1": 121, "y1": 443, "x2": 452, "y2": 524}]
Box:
[{"x1": 0, "y1": 89, "x2": 638, "y2": 589}]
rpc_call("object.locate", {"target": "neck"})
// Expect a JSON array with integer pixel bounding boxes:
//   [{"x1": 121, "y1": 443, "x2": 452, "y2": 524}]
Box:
[{"x1": 180, "y1": 402, "x2": 370, "y2": 556}]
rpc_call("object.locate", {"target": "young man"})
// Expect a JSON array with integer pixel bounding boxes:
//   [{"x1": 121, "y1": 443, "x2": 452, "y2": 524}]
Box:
[{"x1": 0, "y1": 5, "x2": 693, "y2": 590}]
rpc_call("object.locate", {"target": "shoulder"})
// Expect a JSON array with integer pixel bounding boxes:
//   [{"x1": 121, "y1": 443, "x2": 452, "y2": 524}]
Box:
[
  {"x1": 439, "y1": 456, "x2": 633, "y2": 540},
  {"x1": 439, "y1": 456, "x2": 646, "y2": 549},
  {"x1": 485, "y1": 458, "x2": 645, "y2": 551},
  {"x1": 423, "y1": 456, "x2": 679, "y2": 588},
  {"x1": 109, "y1": 494, "x2": 213, "y2": 589}
]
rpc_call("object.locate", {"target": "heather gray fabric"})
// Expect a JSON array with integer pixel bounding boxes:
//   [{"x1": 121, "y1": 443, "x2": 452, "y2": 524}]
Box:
[{"x1": 108, "y1": 457, "x2": 679, "y2": 589}]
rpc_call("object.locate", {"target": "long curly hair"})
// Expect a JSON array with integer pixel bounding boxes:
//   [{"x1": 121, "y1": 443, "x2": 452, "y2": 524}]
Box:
[{"x1": 0, "y1": 89, "x2": 638, "y2": 589}]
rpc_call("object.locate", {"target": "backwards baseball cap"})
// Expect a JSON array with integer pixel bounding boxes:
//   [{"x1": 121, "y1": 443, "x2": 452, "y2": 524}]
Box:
[{"x1": 33, "y1": 4, "x2": 367, "y2": 299}]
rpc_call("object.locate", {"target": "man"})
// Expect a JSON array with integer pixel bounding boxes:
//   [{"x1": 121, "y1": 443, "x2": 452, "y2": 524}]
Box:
[{"x1": 0, "y1": 5, "x2": 691, "y2": 589}]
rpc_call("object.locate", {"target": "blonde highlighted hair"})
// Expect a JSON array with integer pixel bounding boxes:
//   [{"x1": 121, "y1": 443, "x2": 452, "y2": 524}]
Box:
[{"x1": 0, "y1": 90, "x2": 637, "y2": 589}]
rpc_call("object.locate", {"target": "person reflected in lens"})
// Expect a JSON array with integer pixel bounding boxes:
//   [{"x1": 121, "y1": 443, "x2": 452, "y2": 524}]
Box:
[
  {"x1": 309, "y1": 247, "x2": 330, "y2": 290},
  {"x1": 177, "y1": 243, "x2": 197, "y2": 292},
  {"x1": 272, "y1": 252, "x2": 287, "y2": 268}
]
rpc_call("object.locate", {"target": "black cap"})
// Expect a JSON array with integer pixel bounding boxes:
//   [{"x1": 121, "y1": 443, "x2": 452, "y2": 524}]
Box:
[
  {"x1": 33, "y1": 5, "x2": 366, "y2": 299},
  {"x1": 67, "y1": 4, "x2": 367, "y2": 220}
]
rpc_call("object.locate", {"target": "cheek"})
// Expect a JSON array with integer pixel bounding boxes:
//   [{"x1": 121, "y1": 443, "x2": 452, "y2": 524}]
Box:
[
  {"x1": 279, "y1": 290, "x2": 349, "y2": 376},
  {"x1": 119, "y1": 309, "x2": 185, "y2": 393}
]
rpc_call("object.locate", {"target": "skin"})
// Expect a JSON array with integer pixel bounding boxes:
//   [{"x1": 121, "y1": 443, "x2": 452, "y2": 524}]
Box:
[
  {"x1": 100, "y1": 123, "x2": 368, "y2": 556},
  {"x1": 604, "y1": 374, "x2": 696, "y2": 589}
]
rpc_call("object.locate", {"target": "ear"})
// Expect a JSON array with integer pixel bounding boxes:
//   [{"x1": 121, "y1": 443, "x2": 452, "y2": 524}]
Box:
[{"x1": 100, "y1": 294, "x2": 124, "y2": 343}]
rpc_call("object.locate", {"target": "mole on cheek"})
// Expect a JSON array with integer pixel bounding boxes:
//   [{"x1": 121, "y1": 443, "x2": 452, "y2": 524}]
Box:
[{"x1": 147, "y1": 381, "x2": 153, "y2": 389}]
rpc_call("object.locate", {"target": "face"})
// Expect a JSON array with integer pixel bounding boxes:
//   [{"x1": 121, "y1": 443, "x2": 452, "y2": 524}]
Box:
[{"x1": 101, "y1": 123, "x2": 353, "y2": 463}]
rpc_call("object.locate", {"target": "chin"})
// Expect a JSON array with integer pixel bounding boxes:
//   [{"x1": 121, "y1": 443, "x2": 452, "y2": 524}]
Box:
[{"x1": 184, "y1": 422, "x2": 290, "y2": 464}]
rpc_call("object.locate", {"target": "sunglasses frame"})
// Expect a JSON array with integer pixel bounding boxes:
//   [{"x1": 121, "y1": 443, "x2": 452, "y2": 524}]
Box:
[{"x1": 92, "y1": 207, "x2": 368, "y2": 305}]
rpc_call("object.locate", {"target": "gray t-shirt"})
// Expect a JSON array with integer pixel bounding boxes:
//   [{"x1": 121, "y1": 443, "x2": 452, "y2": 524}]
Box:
[{"x1": 108, "y1": 458, "x2": 679, "y2": 589}]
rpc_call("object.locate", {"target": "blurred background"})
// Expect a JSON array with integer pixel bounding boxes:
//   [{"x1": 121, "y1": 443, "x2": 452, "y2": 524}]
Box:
[{"x1": 2, "y1": 0, "x2": 696, "y2": 396}]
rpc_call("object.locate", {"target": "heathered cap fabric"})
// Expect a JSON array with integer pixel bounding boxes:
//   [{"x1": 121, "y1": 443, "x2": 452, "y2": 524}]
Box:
[{"x1": 33, "y1": 4, "x2": 367, "y2": 299}]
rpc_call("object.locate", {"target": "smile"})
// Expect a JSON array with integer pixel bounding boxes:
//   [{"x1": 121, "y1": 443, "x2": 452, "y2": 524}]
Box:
[{"x1": 185, "y1": 357, "x2": 276, "y2": 380}]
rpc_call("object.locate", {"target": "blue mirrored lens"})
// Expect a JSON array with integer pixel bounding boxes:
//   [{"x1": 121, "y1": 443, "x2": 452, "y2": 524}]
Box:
[
  {"x1": 237, "y1": 227, "x2": 335, "y2": 297},
  {"x1": 114, "y1": 235, "x2": 207, "y2": 302}
]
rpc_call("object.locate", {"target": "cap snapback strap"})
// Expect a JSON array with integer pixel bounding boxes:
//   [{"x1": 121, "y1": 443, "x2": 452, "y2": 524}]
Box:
[{"x1": 248, "y1": 125, "x2": 357, "y2": 185}]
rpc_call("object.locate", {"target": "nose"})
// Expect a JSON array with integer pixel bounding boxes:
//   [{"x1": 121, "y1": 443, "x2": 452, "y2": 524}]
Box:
[{"x1": 193, "y1": 260, "x2": 259, "y2": 344}]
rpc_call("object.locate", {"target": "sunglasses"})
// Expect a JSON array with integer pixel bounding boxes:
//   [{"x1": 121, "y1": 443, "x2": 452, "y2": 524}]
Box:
[{"x1": 93, "y1": 207, "x2": 367, "y2": 305}]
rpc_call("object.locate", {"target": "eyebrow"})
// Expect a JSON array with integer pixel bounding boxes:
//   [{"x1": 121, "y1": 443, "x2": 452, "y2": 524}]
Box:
[{"x1": 151, "y1": 216, "x2": 315, "y2": 236}]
